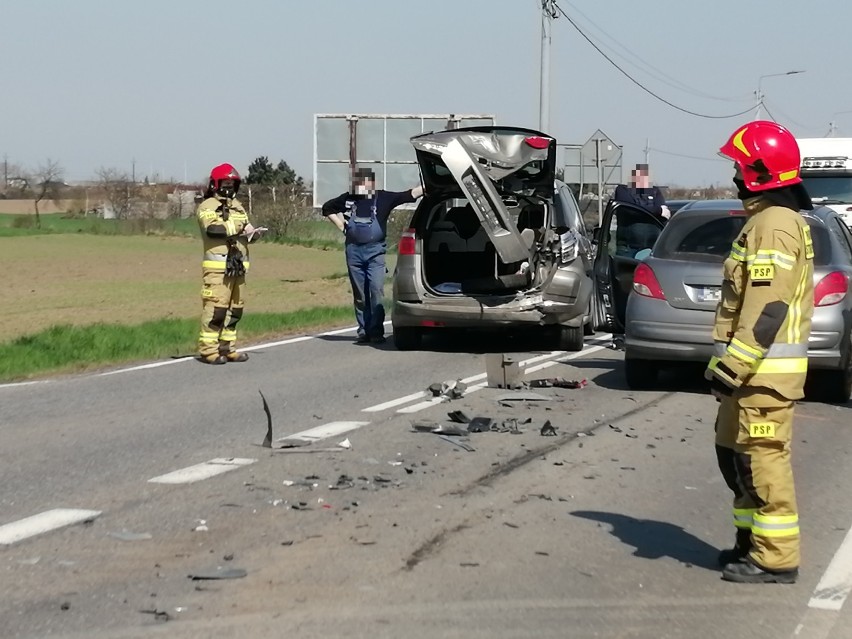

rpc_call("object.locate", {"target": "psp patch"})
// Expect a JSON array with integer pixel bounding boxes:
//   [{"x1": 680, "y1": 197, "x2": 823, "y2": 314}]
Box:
[
  {"x1": 749, "y1": 264, "x2": 775, "y2": 281},
  {"x1": 748, "y1": 422, "x2": 776, "y2": 439}
]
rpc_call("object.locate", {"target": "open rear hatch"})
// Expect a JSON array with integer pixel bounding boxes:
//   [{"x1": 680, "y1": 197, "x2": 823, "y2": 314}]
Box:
[{"x1": 411, "y1": 127, "x2": 556, "y2": 265}]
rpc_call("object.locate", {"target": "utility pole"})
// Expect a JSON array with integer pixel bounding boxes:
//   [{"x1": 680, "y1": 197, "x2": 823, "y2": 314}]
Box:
[
  {"x1": 644, "y1": 138, "x2": 650, "y2": 166},
  {"x1": 3, "y1": 154, "x2": 7, "y2": 189},
  {"x1": 539, "y1": 0, "x2": 558, "y2": 133}
]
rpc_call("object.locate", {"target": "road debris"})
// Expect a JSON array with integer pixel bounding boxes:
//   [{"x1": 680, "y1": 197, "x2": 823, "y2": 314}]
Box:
[
  {"x1": 193, "y1": 520, "x2": 208, "y2": 532},
  {"x1": 540, "y1": 421, "x2": 558, "y2": 437},
  {"x1": 260, "y1": 390, "x2": 273, "y2": 448},
  {"x1": 337, "y1": 438, "x2": 352, "y2": 450},
  {"x1": 447, "y1": 410, "x2": 471, "y2": 424},
  {"x1": 428, "y1": 380, "x2": 467, "y2": 400},
  {"x1": 140, "y1": 609, "x2": 171, "y2": 622},
  {"x1": 528, "y1": 378, "x2": 587, "y2": 389},
  {"x1": 467, "y1": 417, "x2": 494, "y2": 433},
  {"x1": 188, "y1": 566, "x2": 247, "y2": 580},
  {"x1": 495, "y1": 391, "x2": 552, "y2": 402},
  {"x1": 437, "y1": 435, "x2": 475, "y2": 452}
]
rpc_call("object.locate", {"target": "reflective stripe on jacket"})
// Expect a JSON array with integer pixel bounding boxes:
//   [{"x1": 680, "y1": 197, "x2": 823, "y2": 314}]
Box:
[{"x1": 708, "y1": 199, "x2": 814, "y2": 400}]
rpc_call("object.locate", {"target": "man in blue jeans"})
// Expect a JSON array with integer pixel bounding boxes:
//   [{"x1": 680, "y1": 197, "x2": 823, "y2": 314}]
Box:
[{"x1": 322, "y1": 168, "x2": 424, "y2": 343}]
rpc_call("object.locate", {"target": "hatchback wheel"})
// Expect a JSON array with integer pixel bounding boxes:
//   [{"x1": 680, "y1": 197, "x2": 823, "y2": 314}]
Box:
[
  {"x1": 554, "y1": 325, "x2": 584, "y2": 352},
  {"x1": 393, "y1": 326, "x2": 423, "y2": 351},
  {"x1": 817, "y1": 362, "x2": 852, "y2": 404},
  {"x1": 624, "y1": 358, "x2": 659, "y2": 390}
]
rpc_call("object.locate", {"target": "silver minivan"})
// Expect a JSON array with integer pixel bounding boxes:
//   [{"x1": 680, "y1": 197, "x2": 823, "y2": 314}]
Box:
[{"x1": 392, "y1": 126, "x2": 594, "y2": 351}]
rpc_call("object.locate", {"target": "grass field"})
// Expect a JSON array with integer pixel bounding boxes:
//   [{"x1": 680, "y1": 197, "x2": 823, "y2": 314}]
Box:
[{"x1": 2, "y1": 228, "x2": 402, "y2": 380}]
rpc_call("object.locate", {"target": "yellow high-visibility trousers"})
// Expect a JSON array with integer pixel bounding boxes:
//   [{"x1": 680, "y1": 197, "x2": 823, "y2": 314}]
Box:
[
  {"x1": 715, "y1": 386, "x2": 800, "y2": 571},
  {"x1": 198, "y1": 269, "x2": 245, "y2": 359}
]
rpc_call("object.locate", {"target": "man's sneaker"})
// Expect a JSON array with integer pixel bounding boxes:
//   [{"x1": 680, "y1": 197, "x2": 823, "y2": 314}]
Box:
[
  {"x1": 369, "y1": 335, "x2": 386, "y2": 344},
  {"x1": 226, "y1": 352, "x2": 249, "y2": 362},
  {"x1": 201, "y1": 354, "x2": 227, "y2": 365},
  {"x1": 722, "y1": 559, "x2": 798, "y2": 584},
  {"x1": 355, "y1": 335, "x2": 370, "y2": 344}
]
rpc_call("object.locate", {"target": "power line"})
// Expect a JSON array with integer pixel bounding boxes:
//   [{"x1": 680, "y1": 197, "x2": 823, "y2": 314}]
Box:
[
  {"x1": 760, "y1": 99, "x2": 822, "y2": 133},
  {"x1": 553, "y1": 2, "x2": 756, "y2": 120},
  {"x1": 560, "y1": 0, "x2": 751, "y2": 104}
]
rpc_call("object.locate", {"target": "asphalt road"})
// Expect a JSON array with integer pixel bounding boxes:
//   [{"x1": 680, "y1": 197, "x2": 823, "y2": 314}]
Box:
[{"x1": 2, "y1": 325, "x2": 852, "y2": 638}]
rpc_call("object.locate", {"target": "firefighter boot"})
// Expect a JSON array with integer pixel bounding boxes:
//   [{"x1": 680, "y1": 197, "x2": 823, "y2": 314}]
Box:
[
  {"x1": 201, "y1": 354, "x2": 227, "y2": 365},
  {"x1": 722, "y1": 558, "x2": 798, "y2": 584},
  {"x1": 226, "y1": 352, "x2": 249, "y2": 362},
  {"x1": 718, "y1": 529, "x2": 752, "y2": 567}
]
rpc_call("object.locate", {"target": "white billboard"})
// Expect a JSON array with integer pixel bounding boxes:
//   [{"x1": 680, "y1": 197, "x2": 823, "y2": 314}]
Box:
[{"x1": 313, "y1": 113, "x2": 496, "y2": 207}]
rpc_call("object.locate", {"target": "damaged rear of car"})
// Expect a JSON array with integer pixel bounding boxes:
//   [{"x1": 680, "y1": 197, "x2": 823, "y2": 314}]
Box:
[{"x1": 392, "y1": 126, "x2": 593, "y2": 351}]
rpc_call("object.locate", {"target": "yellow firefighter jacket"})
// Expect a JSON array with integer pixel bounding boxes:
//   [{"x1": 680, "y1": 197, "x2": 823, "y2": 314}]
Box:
[
  {"x1": 196, "y1": 196, "x2": 251, "y2": 272},
  {"x1": 708, "y1": 198, "x2": 814, "y2": 400}
]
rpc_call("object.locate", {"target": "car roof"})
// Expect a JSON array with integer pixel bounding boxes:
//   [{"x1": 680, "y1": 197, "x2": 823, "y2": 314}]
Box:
[{"x1": 676, "y1": 199, "x2": 834, "y2": 223}]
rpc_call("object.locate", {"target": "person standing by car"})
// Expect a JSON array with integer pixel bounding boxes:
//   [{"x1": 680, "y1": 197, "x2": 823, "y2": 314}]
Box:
[
  {"x1": 612, "y1": 164, "x2": 670, "y2": 257},
  {"x1": 708, "y1": 121, "x2": 814, "y2": 584},
  {"x1": 196, "y1": 163, "x2": 264, "y2": 364},
  {"x1": 322, "y1": 168, "x2": 424, "y2": 344}
]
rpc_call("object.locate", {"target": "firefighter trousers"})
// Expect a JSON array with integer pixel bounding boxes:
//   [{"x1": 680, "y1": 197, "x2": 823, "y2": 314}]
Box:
[
  {"x1": 198, "y1": 269, "x2": 245, "y2": 359},
  {"x1": 715, "y1": 386, "x2": 800, "y2": 572}
]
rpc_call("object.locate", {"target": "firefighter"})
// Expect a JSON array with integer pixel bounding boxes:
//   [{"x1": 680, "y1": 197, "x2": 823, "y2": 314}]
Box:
[
  {"x1": 708, "y1": 121, "x2": 814, "y2": 584},
  {"x1": 196, "y1": 163, "x2": 263, "y2": 364}
]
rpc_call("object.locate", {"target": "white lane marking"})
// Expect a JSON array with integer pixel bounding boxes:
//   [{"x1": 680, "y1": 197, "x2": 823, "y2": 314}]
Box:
[
  {"x1": 809, "y1": 524, "x2": 852, "y2": 611},
  {"x1": 363, "y1": 390, "x2": 428, "y2": 412},
  {"x1": 397, "y1": 382, "x2": 488, "y2": 413},
  {"x1": 0, "y1": 380, "x2": 49, "y2": 389},
  {"x1": 276, "y1": 421, "x2": 370, "y2": 443},
  {"x1": 0, "y1": 509, "x2": 102, "y2": 546},
  {"x1": 148, "y1": 458, "x2": 257, "y2": 485},
  {"x1": 78, "y1": 321, "x2": 384, "y2": 382},
  {"x1": 365, "y1": 337, "x2": 612, "y2": 414},
  {"x1": 524, "y1": 344, "x2": 607, "y2": 375}
]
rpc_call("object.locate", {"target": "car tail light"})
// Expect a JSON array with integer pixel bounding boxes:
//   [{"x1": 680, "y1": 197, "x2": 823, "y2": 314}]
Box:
[
  {"x1": 632, "y1": 263, "x2": 666, "y2": 300},
  {"x1": 815, "y1": 271, "x2": 848, "y2": 306},
  {"x1": 398, "y1": 229, "x2": 417, "y2": 255},
  {"x1": 524, "y1": 136, "x2": 551, "y2": 149},
  {"x1": 421, "y1": 320, "x2": 445, "y2": 327}
]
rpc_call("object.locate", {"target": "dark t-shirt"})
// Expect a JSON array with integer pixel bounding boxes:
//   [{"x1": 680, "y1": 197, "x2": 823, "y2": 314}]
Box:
[
  {"x1": 321, "y1": 189, "x2": 416, "y2": 244},
  {"x1": 613, "y1": 184, "x2": 666, "y2": 218}
]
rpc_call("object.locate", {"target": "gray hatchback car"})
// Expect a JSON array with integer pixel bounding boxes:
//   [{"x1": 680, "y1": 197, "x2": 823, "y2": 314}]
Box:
[
  {"x1": 592, "y1": 198, "x2": 852, "y2": 402},
  {"x1": 391, "y1": 126, "x2": 594, "y2": 351}
]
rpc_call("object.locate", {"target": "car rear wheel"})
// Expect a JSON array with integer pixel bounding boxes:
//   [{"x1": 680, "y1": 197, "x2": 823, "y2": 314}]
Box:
[
  {"x1": 624, "y1": 358, "x2": 659, "y2": 390},
  {"x1": 554, "y1": 325, "x2": 585, "y2": 352},
  {"x1": 393, "y1": 326, "x2": 423, "y2": 351},
  {"x1": 816, "y1": 363, "x2": 852, "y2": 404}
]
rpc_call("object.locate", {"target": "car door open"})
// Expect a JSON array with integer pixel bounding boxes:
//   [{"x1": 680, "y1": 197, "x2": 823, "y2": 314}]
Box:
[{"x1": 593, "y1": 201, "x2": 666, "y2": 333}]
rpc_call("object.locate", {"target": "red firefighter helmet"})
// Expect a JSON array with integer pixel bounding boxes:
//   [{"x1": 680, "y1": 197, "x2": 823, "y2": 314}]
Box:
[
  {"x1": 208, "y1": 163, "x2": 241, "y2": 194},
  {"x1": 719, "y1": 121, "x2": 802, "y2": 192}
]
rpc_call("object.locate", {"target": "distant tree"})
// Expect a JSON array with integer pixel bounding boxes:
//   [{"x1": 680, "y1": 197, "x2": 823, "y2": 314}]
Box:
[
  {"x1": 246, "y1": 156, "x2": 304, "y2": 187},
  {"x1": 96, "y1": 167, "x2": 138, "y2": 219},
  {"x1": 21, "y1": 159, "x2": 64, "y2": 228}
]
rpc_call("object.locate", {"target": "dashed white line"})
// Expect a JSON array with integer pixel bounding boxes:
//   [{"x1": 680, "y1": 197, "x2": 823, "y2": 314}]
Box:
[
  {"x1": 276, "y1": 421, "x2": 370, "y2": 443},
  {"x1": 0, "y1": 509, "x2": 102, "y2": 546},
  {"x1": 363, "y1": 338, "x2": 612, "y2": 415},
  {"x1": 809, "y1": 523, "x2": 852, "y2": 611},
  {"x1": 363, "y1": 390, "x2": 429, "y2": 413},
  {"x1": 148, "y1": 458, "x2": 257, "y2": 485},
  {"x1": 396, "y1": 381, "x2": 489, "y2": 413}
]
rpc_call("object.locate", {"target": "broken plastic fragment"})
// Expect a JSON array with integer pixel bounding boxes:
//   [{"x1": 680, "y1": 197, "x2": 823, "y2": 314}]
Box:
[
  {"x1": 188, "y1": 567, "x2": 247, "y2": 580},
  {"x1": 540, "y1": 421, "x2": 558, "y2": 437},
  {"x1": 338, "y1": 438, "x2": 352, "y2": 450}
]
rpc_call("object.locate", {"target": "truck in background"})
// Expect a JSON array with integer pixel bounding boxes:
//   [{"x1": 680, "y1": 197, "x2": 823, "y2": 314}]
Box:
[{"x1": 797, "y1": 137, "x2": 852, "y2": 227}]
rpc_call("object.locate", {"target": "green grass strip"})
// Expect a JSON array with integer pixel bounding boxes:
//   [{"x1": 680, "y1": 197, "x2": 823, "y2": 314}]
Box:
[{"x1": 0, "y1": 305, "x2": 357, "y2": 382}]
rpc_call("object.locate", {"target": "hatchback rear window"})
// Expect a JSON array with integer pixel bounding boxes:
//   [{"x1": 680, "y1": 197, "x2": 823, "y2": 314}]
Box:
[{"x1": 654, "y1": 212, "x2": 830, "y2": 265}]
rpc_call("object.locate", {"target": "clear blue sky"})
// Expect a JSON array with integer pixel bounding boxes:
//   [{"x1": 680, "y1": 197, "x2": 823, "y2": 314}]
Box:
[{"x1": 2, "y1": 0, "x2": 849, "y2": 187}]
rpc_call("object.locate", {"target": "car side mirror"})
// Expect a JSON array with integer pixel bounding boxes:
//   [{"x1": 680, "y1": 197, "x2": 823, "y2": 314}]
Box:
[{"x1": 592, "y1": 226, "x2": 601, "y2": 242}]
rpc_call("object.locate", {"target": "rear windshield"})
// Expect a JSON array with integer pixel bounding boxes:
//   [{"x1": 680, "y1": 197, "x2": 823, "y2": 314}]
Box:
[{"x1": 654, "y1": 212, "x2": 830, "y2": 265}]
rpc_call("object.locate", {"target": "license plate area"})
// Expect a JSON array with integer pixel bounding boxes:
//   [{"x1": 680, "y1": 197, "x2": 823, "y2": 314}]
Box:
[{"x1": 696, "y1": 286, "x2": 721, "y2": 303}]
